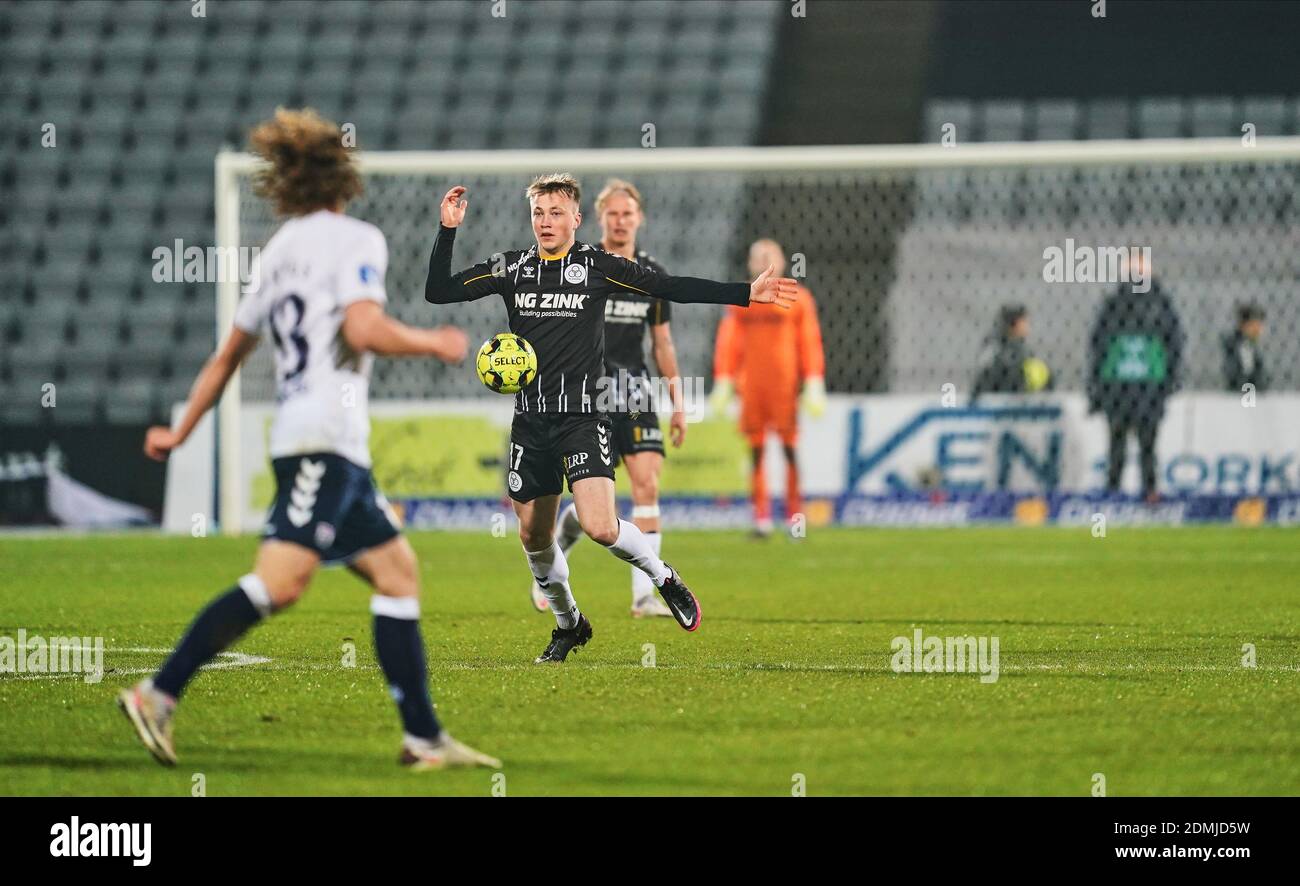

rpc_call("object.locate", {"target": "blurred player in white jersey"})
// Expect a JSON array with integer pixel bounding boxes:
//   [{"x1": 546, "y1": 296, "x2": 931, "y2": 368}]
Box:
[{"x1": 117, "y1": 109, "x2": 499, "y2": 771}]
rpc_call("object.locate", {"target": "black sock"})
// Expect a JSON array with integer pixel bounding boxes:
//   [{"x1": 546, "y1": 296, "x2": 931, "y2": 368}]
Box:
[
  {"x1": 373, "y1": 612, "x2": 442, "y2": 741},
  {"x1": 154, "y1": 584, "x2": 265, "y2": 698}
]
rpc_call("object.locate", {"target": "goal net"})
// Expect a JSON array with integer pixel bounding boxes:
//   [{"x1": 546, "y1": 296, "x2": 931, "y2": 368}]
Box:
[{"x1": 214, "y1": 139, "x2": 1300, "y2": 533}]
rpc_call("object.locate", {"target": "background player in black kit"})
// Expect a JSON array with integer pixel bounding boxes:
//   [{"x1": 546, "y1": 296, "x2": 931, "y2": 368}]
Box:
[
  {"x1": 540, "y1": 179, "x2": 684, "y2": 619},
  {"x1": 425, "y1": 174, "x2": 797, "y2": 662}
]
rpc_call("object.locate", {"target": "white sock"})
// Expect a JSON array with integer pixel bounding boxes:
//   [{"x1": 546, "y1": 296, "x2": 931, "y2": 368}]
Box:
[
  {"x1": 555, "y1": 501, "x2": 583, "y2": 556},
  {"x1": 524, "y1": 543, "x2": 579, "y2": 629},
  {"x1": 603, "y1": 519, "x2": 670, "y2": 587},
  {"x1": 632, "y1": 532, "x2": 661, "y2": 602}
]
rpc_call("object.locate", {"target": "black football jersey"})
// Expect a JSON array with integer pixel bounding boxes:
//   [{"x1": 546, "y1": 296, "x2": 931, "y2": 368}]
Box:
[
  {"x1": 426, "y1": 225, "x2": 746, "y2": 415},
  {"x1": 603, "y1": 249, "x2": 671, "y2": 376},
  {"x1": 603, "y1": 250, "x2": 671, "y2": 412}
]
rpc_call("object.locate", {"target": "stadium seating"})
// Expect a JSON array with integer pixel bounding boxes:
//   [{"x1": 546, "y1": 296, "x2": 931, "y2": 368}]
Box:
[
  {"x1": 5, "y1": 0, "x2": 1296, "y2": 422},
  {"x1": 924, "y1": 95, "x2": 1300, "y2": 145},
  {"x1": 1, "y1": 0, "x2": 782, "y2": 423}
]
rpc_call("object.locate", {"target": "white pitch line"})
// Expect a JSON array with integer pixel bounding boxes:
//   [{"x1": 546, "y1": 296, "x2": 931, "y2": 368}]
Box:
[
  {"x1": 4, "y1": 646, "x2": 271, "y2": 682},
  {"x1": 9, "y1": 650, "x2": 1295, "y2": 682},
  {"x1": 235, "y1": 660, "x2": 1300, "y2": 675}
]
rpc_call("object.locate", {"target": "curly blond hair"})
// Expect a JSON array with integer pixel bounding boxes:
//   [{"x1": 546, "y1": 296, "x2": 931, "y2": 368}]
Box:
[{"x1": 248, "y1": 108, "x2": 362, "y2": 217}]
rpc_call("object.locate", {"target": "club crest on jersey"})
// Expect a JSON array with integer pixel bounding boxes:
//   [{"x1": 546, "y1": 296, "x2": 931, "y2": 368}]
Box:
[
  {"x1": 508, "y1": 470, "x2": 523, "y2": 492},
  {"x1": 564, "y1": 262, "x2": 588, "y2": 285}
]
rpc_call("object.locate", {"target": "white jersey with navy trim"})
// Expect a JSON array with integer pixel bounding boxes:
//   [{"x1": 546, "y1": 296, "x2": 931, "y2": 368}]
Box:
[{"x1": 233, "y1": 210, "x2": 387, "y2": 468}]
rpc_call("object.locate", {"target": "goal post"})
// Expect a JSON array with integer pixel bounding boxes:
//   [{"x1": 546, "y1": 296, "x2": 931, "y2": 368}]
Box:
[{"x1": 213, "y1": 137, "x2": 1300, "y2": 535}]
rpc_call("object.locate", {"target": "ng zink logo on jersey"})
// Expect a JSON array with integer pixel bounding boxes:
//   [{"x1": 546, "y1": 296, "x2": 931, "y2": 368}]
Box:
[
  {"x1": 49, "y1": 817, "x2": 151, "y2": 866},
  {"x1": 605, "y1": 298, "x2": 653, "y2": 322},
  {"x1": 513, "y1": 292, "x2": 589, "y2": 310}
]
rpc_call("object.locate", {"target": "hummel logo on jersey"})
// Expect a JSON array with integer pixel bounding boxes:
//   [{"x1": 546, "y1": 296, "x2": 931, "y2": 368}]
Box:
[
  {"x1": 514, "y1": 292, "x2": 589, "y2": 310},
  {"x1": 288, "y1": 458, "x2": 325, "y2": 527},
  {"x1": 597, "y1": 427, "x2": 612, "y2": 465},
  {"x1": 521, "y1": 265, "x2": 535, "y2": 278}
]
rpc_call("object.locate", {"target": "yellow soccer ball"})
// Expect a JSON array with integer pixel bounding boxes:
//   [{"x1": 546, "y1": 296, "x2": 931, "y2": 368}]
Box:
[{"x1": 475, "y1": 333, "x2": 538, "y2": 394}]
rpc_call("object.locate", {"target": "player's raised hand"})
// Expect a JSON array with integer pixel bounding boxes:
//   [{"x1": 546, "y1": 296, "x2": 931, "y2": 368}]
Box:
[
  {"x1": 440, "y1": 186, "x2": 469, "y2": 227},
  {"x1": 144, "y1": 426, "x2": 182, "y2": 461},
  {"x1": 429, "y1": 325, "x2": 470, "y2": 363},
  {"x1": 748, "y1": 264, "x2": 798, "y2": 309}
]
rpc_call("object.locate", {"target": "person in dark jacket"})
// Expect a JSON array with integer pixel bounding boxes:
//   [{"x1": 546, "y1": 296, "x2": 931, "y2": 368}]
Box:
[
  {"x1": 971, "y1": 304, "x2": 1053, "y2": 402},
  {"x1": 1087, "y1": 256, "x2": 1184, "y2": 502},
  {"x1": 1222, "y1": 304, "x2": 1268, "y2": 393}
]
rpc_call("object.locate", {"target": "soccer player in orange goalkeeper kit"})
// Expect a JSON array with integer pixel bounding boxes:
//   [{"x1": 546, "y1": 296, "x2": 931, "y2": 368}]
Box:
[{"x1": 711, "y1": 239, "x2": 826, "y2": 537}]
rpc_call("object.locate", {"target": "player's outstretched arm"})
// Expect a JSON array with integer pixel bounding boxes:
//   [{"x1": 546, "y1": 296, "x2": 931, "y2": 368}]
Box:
[
  {"x1": 425, "y1": 186, "x2": 505, "y2": 305},
  {"x1": 143, "y1": 327, "x2": 259, "y2": 461},
  {"x1": 343, "y1": 300, "x2": 469, "y2": 362},
  {"x1": 597, "y1": 253, "x2": 797, "y2": 309}
]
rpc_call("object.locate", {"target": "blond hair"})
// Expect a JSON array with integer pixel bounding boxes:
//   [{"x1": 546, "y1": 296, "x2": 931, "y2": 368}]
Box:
[
  {"x1": 525, "y1": 172, "x2": 582, "y2": 207},
  {"x1": 595, "y1": 178, "x2": 644, "y2": 213},
  {"x1": 249, "y1": 108, "x2": 362, "y2": 217}
]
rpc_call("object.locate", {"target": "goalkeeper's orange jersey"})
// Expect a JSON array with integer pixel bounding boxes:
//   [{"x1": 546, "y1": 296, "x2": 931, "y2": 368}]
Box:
[{"x1": 713, "y1": 285, "x2": 825, "y2": 400}]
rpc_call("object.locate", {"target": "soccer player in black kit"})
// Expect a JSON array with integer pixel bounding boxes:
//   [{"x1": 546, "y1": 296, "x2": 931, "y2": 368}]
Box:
[
  {"x1": 537, "y1": 179, "x2": 683, "y2": 620},
  {"x1": 425, "y1": 174, "x2": 797, "y2": 662}
]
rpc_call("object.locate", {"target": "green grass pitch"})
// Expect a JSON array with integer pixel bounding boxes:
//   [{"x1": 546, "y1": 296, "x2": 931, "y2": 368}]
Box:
[{"x1": 2, "y1": 526, "x2": 1298, "y2": 796}]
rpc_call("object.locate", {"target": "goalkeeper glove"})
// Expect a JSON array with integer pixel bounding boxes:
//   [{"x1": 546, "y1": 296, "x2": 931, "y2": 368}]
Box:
[
  {"x1": 800, "y1": 377, "x2": 827, "y2": 418},
  {"x1": 709, "y1": 378, "x2": 734, "y2": 416}
]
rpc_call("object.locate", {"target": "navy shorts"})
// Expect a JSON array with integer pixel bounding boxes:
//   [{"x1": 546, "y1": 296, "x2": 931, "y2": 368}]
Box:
[{"x1": 263, "y1": 453, "x2": 400, "y2": 564}]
